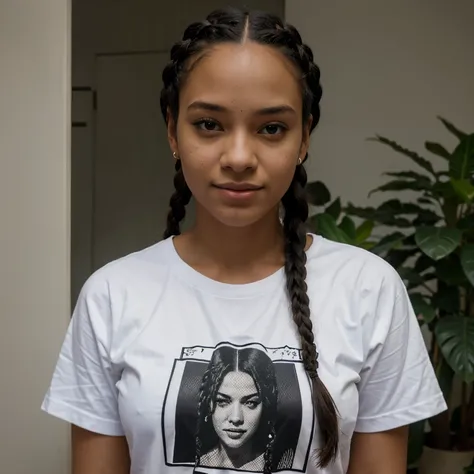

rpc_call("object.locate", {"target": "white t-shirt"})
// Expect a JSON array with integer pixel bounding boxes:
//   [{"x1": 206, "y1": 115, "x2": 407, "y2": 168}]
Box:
[{"x1": 42, "y1": 234, "x2": 447, "y2": 474}]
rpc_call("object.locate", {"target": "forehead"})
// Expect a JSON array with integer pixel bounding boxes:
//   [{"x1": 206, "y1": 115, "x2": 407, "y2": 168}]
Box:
[
  {"x1": 220, "y1": 371, "x2": 257, "y2": 395},
  {"x1": 180, "y1": 42, "x2": 303, "y2": 111}
]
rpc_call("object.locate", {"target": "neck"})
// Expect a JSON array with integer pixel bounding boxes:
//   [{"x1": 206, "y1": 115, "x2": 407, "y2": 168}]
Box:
[
  {"x1": 217, "y1": 442, "x2": 264, "y2": 469},
  {"x1": 182, "y1": 204, "x2": 285, "y2": 272}
]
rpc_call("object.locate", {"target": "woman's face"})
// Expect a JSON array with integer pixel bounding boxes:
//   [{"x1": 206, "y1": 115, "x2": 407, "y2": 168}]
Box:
[
  {"x1": 168, "y1": 41, "x2": 311, "y2": 228},
  {"x1": 211, "y1": 370, "x2": 263, "y2": 449}
]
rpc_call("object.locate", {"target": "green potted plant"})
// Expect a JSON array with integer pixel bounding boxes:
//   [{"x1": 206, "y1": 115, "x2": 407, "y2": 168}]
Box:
[
  {"x1": 344, "y1": 117, "x2": 474, "y2": 474},
  {"x1": 305, "y1": 180, "x2": 375, "y2": 248}
]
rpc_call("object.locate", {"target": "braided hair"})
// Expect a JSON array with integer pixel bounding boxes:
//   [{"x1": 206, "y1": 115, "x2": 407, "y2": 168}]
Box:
[
  {"x1": 160, "y1": 7, "x2": 339, "y2": 469},
  {"x1": 194, "y1": 346, "x2": 278, "y2": 473}
]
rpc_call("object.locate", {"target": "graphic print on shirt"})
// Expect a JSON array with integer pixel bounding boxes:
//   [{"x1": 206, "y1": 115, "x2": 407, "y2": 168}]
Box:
[{"x1": 162, "y1": 342, "x2": 315, "y2": 473}]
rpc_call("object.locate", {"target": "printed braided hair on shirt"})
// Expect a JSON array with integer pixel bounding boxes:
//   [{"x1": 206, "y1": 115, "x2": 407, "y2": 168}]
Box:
[
  {"x1": 193, "y1": 346, "x2": 278, "y2": 473},
  {"x1": 160, "y1": 7, "x2": 339, "y2": 468}
]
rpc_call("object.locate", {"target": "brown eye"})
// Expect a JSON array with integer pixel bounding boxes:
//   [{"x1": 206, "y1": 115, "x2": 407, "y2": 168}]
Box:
[
  {"x1": 260, "y1": 124, "x2": 286, "y2": 135},
  {"x1": 195, "y1": 119, "x2": 222, "y2": 132}
]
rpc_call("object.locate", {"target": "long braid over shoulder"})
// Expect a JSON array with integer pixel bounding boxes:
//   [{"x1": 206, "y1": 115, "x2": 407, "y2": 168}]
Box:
[{"x1": 159, "y1": 7, "x2": 338, "y2": 468}]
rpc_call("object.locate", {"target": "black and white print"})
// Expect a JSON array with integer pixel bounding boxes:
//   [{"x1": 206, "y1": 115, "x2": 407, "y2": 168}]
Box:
[{"x1": 162, "y1": 342, "x2": 314, "y2": 472}]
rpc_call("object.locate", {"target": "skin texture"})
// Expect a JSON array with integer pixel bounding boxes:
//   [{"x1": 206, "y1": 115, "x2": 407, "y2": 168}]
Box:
[
  {"x1": 71, "y1": 425, "x2": 130, "y2": 474},
  {"x1": 211, "y1": 371, "x2": 263, "y2": 451},
  {"x1": 168, "y1": 42, "x2": 311, "y2": 285},
  {"x1": 347, "y1": 427, "x2": 409, "y2": 474},
  {"x1": 72, "y1": 40, "x2": 409, "y2": 474}
]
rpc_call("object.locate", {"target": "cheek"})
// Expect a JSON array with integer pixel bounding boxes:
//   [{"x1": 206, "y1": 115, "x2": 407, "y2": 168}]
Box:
[
  {"x1": 212, "y1": 406, "x2": 227, "y2": 423},
  {"x1": 246, "y1": 406, "x2": 263, "y2": 424}
]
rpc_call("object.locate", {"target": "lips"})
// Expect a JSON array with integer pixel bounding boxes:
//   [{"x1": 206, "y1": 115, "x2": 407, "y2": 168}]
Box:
[
  {"x1": 224, "y1": 428, "x2": 246, "y2": 439},
  {"x1": 213, "y1": 183, "x2": 263, "y2": 192}
]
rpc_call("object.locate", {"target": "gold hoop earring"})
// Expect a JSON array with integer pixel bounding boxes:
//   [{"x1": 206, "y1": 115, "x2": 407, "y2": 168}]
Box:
[{"x1": 172, "y1": 151, "x2": 179, "y2": 160}]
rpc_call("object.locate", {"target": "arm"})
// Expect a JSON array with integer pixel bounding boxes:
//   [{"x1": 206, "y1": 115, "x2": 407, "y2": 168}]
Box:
[
  {"x1": 349, "y1": 271, "x2": 446, "y2": 473},
  {"x1": 41, "y1": 275, "x2": 129, "y2": 471},
  {"x1": 72, "y1": 425, "x2": 130, "y2": 474},
  {"x1": 347, "y1": 426, "x2": 408, "y2": 474}
]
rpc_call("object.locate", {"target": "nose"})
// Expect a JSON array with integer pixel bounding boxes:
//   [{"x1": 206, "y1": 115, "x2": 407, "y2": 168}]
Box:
[
  {"x1": 228, "y1": 402, "x2": 244, "y2": 425},
  {"x1": 220, "y1": 130, "x2": 257, "y2": 172}
]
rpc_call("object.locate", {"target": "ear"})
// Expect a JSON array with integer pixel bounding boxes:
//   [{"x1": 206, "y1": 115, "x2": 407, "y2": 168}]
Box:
[
  {"x1": 166, "y1": 107, "x2": 178, "y2": 156},
  {"x1": 299, "y1": 115, "x2": 313, "y2": 162}
]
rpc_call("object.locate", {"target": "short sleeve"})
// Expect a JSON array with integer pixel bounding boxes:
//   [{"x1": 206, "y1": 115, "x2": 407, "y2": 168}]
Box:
[
  {"x1": 41, "y1": 273, "x2": 124, "y2": 436},
  {"x1": 355, "y1": 274, "x2": 447, "y2": 433}
]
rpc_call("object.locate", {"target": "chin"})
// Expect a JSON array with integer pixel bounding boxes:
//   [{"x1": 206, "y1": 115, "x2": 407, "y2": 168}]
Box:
[
  {"x1": 210, "y1": 204, "x2": 279, "y2": 229},
  {"x1": 214, "y1": 211, "x2": 265, "y2": 229}
]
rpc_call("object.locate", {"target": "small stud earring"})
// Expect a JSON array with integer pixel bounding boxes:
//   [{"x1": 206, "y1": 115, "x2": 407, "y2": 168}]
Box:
[
  {"x1": 297, "y1": 156, "x2": 302, "y2": 165},
  {"x1": 173, "y1": 151, "x2": 179, "y2": 160}
]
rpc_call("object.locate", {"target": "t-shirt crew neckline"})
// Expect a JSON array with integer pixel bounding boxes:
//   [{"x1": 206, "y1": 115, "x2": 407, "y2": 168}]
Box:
[{"x1": 164, "y1": 233, "x2": 322, "y2": 298}]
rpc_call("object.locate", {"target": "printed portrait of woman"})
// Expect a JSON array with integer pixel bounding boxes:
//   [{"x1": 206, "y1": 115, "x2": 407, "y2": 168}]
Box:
[{"x1": 193, "y1": 346, "x2": 281, "y2": 473}]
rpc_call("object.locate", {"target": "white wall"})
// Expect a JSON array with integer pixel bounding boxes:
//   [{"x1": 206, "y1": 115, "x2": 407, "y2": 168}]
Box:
[
  {"x1": 286, "y1": 0, "x2": 474, "y2": 207},
  {"x1": 0, "y1": 1, "x2": 71, "y2": 473}
]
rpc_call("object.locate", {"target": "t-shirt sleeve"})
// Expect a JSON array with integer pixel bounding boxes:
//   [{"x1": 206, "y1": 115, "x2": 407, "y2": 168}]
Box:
[
  {"x1": 41, "y1": 273, "x2": 124, "y2": 436},
  {"x1": 355, "y1": 272, "x2": 448, "y2": 433}
]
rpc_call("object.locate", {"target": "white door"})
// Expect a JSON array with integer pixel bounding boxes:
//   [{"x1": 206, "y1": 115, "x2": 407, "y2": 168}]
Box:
[{"x1": 93, "y1": 52, "x2": 188, "y2": 271}]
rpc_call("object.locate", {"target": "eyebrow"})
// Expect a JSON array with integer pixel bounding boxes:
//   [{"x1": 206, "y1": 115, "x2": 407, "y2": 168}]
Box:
[
  {"x1": 187, "y1": 101, "x2": 296, "y2": 116},
  {"x1": 217, "y1": 391, "x2": 260, "y2": 401}
]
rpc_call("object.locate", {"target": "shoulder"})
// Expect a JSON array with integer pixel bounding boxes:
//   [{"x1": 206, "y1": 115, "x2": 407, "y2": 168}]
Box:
[
  {"x1": 77, "y1": 238, "x2": 175, "y2": 309},
  {"x1": 306, "y1": 234, "x2": 405, "y2": 304}
]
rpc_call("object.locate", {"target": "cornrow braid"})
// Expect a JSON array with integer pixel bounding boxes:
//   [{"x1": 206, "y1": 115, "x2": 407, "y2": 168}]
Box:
[
  {"x1": 160, "y1": 7, "x2": 339, "y2": 469},
  {"x1": 282, "y1": 165, "x2": 339, "y2": 467},
  {"x1": 163, "y1": 160, "x2": 192, "y2": 239}
]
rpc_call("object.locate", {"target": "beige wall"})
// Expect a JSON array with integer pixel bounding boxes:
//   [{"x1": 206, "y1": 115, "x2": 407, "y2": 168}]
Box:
[
  {"x1": 286, "y1": 0, "x2": 474, "y2": 207},
  {"x1": 0, "y1": 1, "x2": 71, "y2": 473}
]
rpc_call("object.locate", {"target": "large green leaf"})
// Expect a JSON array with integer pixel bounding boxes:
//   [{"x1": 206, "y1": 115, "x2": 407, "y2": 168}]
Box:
[
  {"x1": 325, "y1": 198, "x2": 341, "y2": 220},
  {"x1": 355, "y1": 220, "x2": 374, "y2": 244},
  {"x1": 398, "y1": 267, "x2": 426, "y2": 288},
  {"x1": 385, "y1": 247, "x2": 418, "y2": 269},
  {"x1": 451, "y1": 178, "x2": 474, "y2": 203},
  {"x1": 438, "y1": 116, "x2": 468, "y2": 141},
  {"x1": 433, "y1": 180, "x2": 459, "y2": 200},
  {"x1": 370, "y1": 232, "x2": 406, "y2": 255},
  {"x1": 414, "y1": 254, "x2": 435, "y2": 273},
  {"x1": 415, "y1": 226, "x2": 463, "y2": 260},
  {"x1": 449, "y1": 133, "x2": 474, "y2": 180},
  {"x1": 369, "y1": 179, "x2": 432, "y2": 196},
  {"x1": 339, "y1": 216, "x2": 356, "y2": 240},
  {"x1": 436, "y1": 255, "x2": 469, "y2": 286},
  {"x1": 311, "y1": 214, "x2": 353, "y2": 244},
  {"x1": 459, "y1": 213, "x2": 474, "y2": 231},
  {"x1": 378, "y1": 199, "x2": 427, "y2": 215},
  {"x1": 369, "y1": 135, "x2": 436, "y2": 176},
  {"x1": 409, "y1": 293, "x2": 436, "y2": 323},
  {"x1": 425, "y1": 141, "x2": 451, "y2": 160},
  {"x1": 433, "y1": 285, "x2": 460, "y2": 313},
  {"x1": 418, "y1": 196, "x2": 436, "y2": 205},
  {"x1": 435, "y1": 316, "x2": 474, "y2": 383},
  {"x1": 412, "y1": 209, "x2": 441, "y2": 226},
  {"x1": 461, "y1": 244, "x2": 474, "y2": 286},
  {"x1": 383, "y1": 170, "x2": 432, "y2": 182},
  {"x1": 306, "y1": 181, "x2": 331, "y2": 206},
  {"x1": 345, "y1": 203, "x2": 412, "y2": 228}
]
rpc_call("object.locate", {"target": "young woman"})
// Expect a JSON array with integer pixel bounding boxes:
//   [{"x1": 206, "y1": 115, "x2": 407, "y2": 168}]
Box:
[{"x1": 42, "y1": 7, "x2": 447, "y2": 474}]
